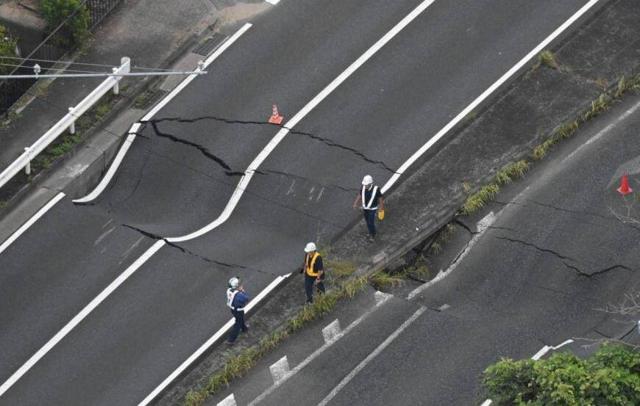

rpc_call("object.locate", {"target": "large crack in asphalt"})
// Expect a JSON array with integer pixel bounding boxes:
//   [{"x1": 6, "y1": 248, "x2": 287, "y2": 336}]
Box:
[
  {"x1": 495, "y1": 235, "x2": 633, "y2": 278},
  {"x1": 145, "y1": 115, "x2": 398, "y2": 173},
  {"x1": 121, "y1": 224, "x2": 281, "y2": 277},
  {"x1": 148, "y1": 121, "x2": 245, "y2": 177}
]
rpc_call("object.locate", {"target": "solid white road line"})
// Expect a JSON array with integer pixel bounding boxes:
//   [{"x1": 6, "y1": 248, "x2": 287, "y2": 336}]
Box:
[
  {"x1": 0, "y1": 240, "x2": 166, "y2": 398},
  {"x1": 265, "y1": 0, "x2": 280, "y2": 5},
  {"x1": 317, "y1": 306, "x2": 427, "y2": 406},
  {"x1": 73, "y1": 23, "x2": 253, "y2": 204},
  {"x1": 531, "y1": 339, "x2": 574, "y2": 360},
  {"x1": 169, "y1": 0, "x2": 437, "y2": 242},
  {"x1": 407, "y1": 211, "x2": 496, "y2": 300},
  {"x1": 73, "y1": 129, "x2": 138, "y2": 203},
  {"x1": 0, "y1": 192, "x2": 65, "y2": 255},
  {"x1": 381, "y1": 0, "x2": 602, "y2": 194},
  {"x1": 246, "y1": 294, "x2": 392, "y2": 406},
  {"x1": 138, "y1": 273, "x2": 291, "y2": 406}
]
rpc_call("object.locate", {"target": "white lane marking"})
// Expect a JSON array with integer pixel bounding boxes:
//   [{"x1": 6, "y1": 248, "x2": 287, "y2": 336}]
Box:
[
  {"x1": 562, "y1": 98, "x2": 640, "y2": 165},
  {"x1": 94, "y1": 225, "x2": 116, "y2": 246},
  {"x1": 407, "y1": 211, "x2": 496, "y2": 300},
  {"x1": 322, "y1": 319, "x2": 342, "y2": 344},
  {"x1": 286, "y1": 180, "x2": 295, "y2": 196},
  {"x1": 374, "y1": 290, "x2": 392, "y2": 306},
  {"x1": 265, "y1": 0, "x2": 280, "y2": 5},
  {"x1": 218, "y1": 393, "x2": 237, "y2": 406},
  {"x1": 247, "y1": 293, "x2": 392, "y2": 406},
  {"x1": 317, "y1": 306, "x2": 427, "y2": 406},
  {"x1": 381, "y1": 0, "x2": 602, "y2": 194},
  {"x1": 0, "y1": 192, "x2": 65, "y2": 255},
  {"x1": 269, "y1": 356, "x2": 290, "y2": 383},
  {"x1": 0, "y1": 240, "x2": 165, "y2": 398},
  {"x1": 73, "y1": 130, "x2": 138, "y2": 203},
  {"x1": 169, "y1": 0, "x2": 436, "y2": 243},
  {"x1": 531, "y1": 339, "x2": 574, "y2": 360},
  {"x1": 138, "y1": 273, "x2": 291, "y2": 406},
  {"x1": 73, "y1": 24, "x2": 253, "y2": 204},
  {"x1": 119, "y1": 235, "x2": 146, "y2": 265},
  {"x1": 480, "y1": 400, "x2": 493, "y2": 406}
]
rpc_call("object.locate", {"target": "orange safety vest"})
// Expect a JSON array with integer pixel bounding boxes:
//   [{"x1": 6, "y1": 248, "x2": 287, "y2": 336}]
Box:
[{"x1": 305, "y1": 252, "x2": 321, "y2": 277}]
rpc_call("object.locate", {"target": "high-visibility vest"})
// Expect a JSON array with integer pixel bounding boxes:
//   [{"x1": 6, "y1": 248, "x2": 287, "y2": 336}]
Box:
[
  {"x1": 305, "y1": 252, "x2": 321, "y2": 277},
  {"x1": 362, "y1": 186, "x2": 379, "y2": 210},
  {"x1": 226, "y1": 288, "x2": 244, "y2": 311}
]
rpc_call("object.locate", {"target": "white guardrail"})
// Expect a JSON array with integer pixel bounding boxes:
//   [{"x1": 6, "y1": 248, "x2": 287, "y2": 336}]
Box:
[{"x1": 0, "y1": 56, "x2": 131, "y2": 189}]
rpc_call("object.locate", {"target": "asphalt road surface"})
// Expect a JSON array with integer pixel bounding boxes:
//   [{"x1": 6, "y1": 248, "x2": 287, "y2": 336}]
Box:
[
  {"x1": 0, "y1": 0, "x2": 596, "y2": 404},
  {"x1": 213, "y1": 95, "x2": 640, "y2": 406}
]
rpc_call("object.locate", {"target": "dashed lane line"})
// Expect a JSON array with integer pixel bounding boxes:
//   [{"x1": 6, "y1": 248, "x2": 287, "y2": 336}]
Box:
[
  {"x1": 137, "y1": 273, "x2": 292, "y2": 406},
  {"x1": 316, "y1": 306, "x2": 427, "y2": 406},
  {"x1": 245, "y1": 293, "x2": 392, "y2": 406},
  {"x1": 2, "y1": 4, "x2": 437, "y2": 399}
]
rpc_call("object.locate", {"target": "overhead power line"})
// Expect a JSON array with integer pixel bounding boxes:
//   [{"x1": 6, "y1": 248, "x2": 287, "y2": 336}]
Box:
[{"x1": 0, "y1": 61, "x2": 207, "y2": 79}]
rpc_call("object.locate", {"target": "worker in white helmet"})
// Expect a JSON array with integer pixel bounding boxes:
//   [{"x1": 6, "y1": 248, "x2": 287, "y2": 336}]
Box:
[
  {"x1": 352, "y1": 174, "x2": 384, "y2": 241},
  {"x1": 226, "y1": 276, "x2": 250, "y2": 344},
  {"x1": 301, "y1": 242, "x2": 325, "y2": 303}
]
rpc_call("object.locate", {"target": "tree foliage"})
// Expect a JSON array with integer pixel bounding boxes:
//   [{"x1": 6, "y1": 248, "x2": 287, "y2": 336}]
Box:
[
  {"x1": 482, "y1": 344, "x2": 640, "y2": 405},
  {"x1": 0, "y1": 25, "x2": 19, "y2": 75},
  {"x1": 40, "y1": 0, "x2": 90, "y2": 48}
]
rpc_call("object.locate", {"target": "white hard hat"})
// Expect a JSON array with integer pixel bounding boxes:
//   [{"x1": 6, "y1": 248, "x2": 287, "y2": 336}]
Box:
[
  {"x1": 228, "y1": 277, "x2": 240, "y2": 289},
  {"x1": 362, "y1": 175, "x2": 373, "y2": 186},
  {"x1": 304, "y1": 242, "x2": 317, "y2": 253}
]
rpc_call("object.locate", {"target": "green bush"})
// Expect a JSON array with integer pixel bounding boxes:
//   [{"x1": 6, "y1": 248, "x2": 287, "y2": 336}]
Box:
[
  {"x1": 482, "y1": 344, "x2": 640, "y2": 405},
  {"x1": 41, "y1": 0, "x2": 90, "y2": 48},
  {"x1": 0, "y1": 25, "x2": 19, "y2": 75}
]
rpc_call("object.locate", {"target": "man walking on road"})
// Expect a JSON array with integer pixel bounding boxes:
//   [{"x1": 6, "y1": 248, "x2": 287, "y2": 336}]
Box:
[
  {"x1": 301, "y1": 242, "x2": 325, "y2": 304},
  {"x1": 353, "y1": 175, "x2": 384, "y2": 241},
  {"x1": 226, "y1": 277, "x2": 250, "y2": 345}
]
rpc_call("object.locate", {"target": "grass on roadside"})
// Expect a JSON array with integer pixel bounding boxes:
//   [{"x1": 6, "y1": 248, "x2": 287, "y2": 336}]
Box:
[
  {"x1": 428, "y1": 223, "x2": 456, "y2": 255},
  {"x1": 27, "y1": 93, "x2": 119, "y2": 175},
  {"x1": 183, "y1": 275, "x2": 368, "y2": 406},
  {"x1": 182, "y1": 71, "x2": 640, "y2": 406},
  {"x1": 461, "y1": 72, "x2": 640, "y2": 215},
  {"x1": 369, "y1": 269, "x2": 406, "y2": 290},
  {"x1": 538, "y1": 50, "x2": 561, "y2": 70}
]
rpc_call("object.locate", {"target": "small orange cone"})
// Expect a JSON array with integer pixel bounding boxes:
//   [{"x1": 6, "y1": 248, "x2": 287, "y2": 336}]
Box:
[
  {"x1": 617, "y1": 174, "x2": 633, "y2": 195},
  {"x1": 268, "y1": 104, "x2": 283, "y2": 125}
]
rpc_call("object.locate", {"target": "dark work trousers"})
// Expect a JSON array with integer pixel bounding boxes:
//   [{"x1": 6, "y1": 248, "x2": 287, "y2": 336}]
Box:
[
  {"x1": 228, "y1": 309, "x2": 247, "y2": 343},
  {"x1": 363, "y1": 209, "x2": 377, "y2": 237},
  {"x1": 304, "y1": 274, "x2": 325, "y2": 303}
]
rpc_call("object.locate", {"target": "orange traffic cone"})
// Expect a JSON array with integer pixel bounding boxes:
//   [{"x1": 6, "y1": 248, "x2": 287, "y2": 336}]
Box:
[
  {"x1": 268, "y1": 104, "x2": 283, "y2": 125},
  {"x1": 617, "y1": 174, "x2": 633, "y2": 196}
]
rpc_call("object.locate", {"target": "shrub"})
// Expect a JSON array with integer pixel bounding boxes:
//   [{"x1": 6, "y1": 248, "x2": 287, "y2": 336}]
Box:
[
  {"x1": 40, "y1": 0, "x2": 90, "y2": 48},
  {"x1": 0, "y1": 25, "x2": 19, "y2": 75},
  {"x1": 482, "y1": 344, "x2": 640, "y2": 405}
]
